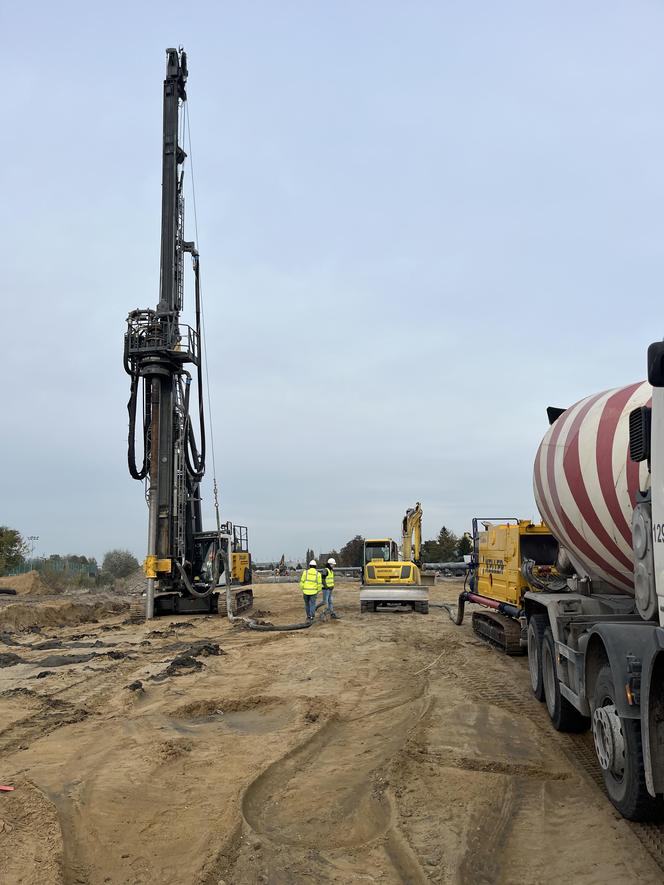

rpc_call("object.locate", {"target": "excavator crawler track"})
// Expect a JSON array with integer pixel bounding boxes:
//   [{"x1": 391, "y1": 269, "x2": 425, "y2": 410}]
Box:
[{"x1": 472, "y1": 610, "x2": 524, "y2": 656}]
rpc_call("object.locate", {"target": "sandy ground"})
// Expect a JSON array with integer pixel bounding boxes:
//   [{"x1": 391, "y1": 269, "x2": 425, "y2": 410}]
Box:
[{"x1": 1, "y1": 579, "x2": 663, "y2": 885}]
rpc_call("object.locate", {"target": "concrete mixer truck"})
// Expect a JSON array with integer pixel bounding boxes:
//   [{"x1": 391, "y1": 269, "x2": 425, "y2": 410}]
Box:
[{"x1": 452, "y1": 341, "x2": 664, "y2": 821}]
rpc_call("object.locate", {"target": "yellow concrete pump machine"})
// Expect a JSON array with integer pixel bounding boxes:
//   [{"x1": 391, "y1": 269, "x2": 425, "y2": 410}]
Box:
[{"x1": 459, "y1": 517, "x2": 562, "y2": 653}]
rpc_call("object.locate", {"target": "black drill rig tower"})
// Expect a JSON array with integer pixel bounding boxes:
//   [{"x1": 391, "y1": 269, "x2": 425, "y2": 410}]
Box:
[{"x1": 124, "y1": 48, "x2": 253, "y2": 618}]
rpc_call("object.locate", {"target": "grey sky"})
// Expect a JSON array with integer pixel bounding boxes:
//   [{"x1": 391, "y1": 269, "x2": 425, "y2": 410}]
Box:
[{"x1": 4, "y1": 1, "x2": 664, "y2": 563}]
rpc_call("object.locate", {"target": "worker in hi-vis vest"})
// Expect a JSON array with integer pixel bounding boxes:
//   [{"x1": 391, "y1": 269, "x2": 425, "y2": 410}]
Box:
[
  {"x1": 321, "y1": 557, "x2": 340, "y2": 619},
  {"x1": 300, "y1": 559, "x2": 322, "y2": 621}
]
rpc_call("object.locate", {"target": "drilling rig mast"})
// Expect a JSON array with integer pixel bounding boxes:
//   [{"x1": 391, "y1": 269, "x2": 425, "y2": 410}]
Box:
[{"x1": 123, "y1": 48, "x2": 253, "y2": 618}]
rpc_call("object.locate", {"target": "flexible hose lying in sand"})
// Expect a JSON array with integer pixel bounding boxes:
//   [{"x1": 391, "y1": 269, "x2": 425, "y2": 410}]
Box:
[
  {"x1": 223, "y1": 559, "x2": 323, "y2": 631},
  {"x1": 430, "y1": 597, "x2": 465, "y2": 625},
  {"x1": 431, "y1": 567, "x2": 471, "y2": 624}
]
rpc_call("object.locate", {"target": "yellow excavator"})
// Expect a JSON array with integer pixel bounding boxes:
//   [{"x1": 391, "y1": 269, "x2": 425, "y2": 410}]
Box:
[{"x1": 359, "y1": 502, "x2": 430, "y2": 614}]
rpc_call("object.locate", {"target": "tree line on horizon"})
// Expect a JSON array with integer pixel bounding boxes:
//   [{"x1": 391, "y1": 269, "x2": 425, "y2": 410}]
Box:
[
  {"x1": 0, "y1": 526, "x2": 139, "y2": 583},
  {"x1": 306, "y1": 526, "x2": 472, "y2": 568}
]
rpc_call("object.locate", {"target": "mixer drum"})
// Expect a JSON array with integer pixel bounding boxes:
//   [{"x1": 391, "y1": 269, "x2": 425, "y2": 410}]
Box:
[{"x1": 533, "y1": 381, "x2": 651, "y2": 594}]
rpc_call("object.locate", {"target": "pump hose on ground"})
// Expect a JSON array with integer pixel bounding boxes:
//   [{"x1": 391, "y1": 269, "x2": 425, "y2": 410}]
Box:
[
  {"x1": 429, "y1": 570, "x2": 469, "y2": 625},
  {"x1": 239, "y1": 608, "x2": 324, "y2": 632},
  {"x1": 222, "y1": 562, "x2": 323, "y2": 631}
]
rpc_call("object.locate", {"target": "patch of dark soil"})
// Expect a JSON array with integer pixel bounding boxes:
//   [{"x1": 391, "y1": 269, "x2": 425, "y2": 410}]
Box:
[
  {"x1": 0, "y1": 632, "x2": 22, "y2": 647},
  {"x1": 127, "y1": 680, "x2": 144, "y2": 692},
  {"x1": 0, "y1": 588, "x2": 17, "y2": 595},
  {"x1": 31, "y1": 639, "x2": 66, "y2": 650},
  {"x1": 0, "y1": 652, "x2": 24, "y2": 667},
  {"x1": 187, "y1": 641, "x2": 224, "y2": 657},
  {"x1": 148, "y1": 630, "x2": 174, "y2": 637},
  {"x1": 33, "y1": 671, "x2": 56, "y2": 679},
  {"x1": 0, "y1": 687, "x2": 36, "y2": 698},
  {"x1": 171, "y1": 621, "x2": 194, "y2": 628},
  {"x1": 37, "y1": 653, "x2": 96, "y2": 667},
  {"x1": 253, "y1": 610, "x2": 272, "y2": 617},
  {"x1": 104, "y1": 650, "x2": 130, "y2": 660},
  {"x1": 151, "y1": 640, "x2": 224, "y2": 681},
  {"x1": 157, "y1": 656, "x2": 204, "y2": 678}
]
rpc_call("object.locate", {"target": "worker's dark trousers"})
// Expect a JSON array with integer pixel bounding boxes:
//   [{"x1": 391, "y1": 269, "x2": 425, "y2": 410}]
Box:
[{"x1": 303, "y1": 593, "x2": 317, "y2": 620}]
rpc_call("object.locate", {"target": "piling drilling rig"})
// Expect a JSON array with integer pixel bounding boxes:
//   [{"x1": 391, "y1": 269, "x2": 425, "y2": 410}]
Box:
[{"x1": 123, "y1": 47, "x2": 253, "y2": 619}]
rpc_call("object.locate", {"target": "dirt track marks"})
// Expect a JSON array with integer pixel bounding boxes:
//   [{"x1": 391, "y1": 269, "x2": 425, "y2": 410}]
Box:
[{"x1": 242, "y1": 689, "x2": 429, "y2": 849}]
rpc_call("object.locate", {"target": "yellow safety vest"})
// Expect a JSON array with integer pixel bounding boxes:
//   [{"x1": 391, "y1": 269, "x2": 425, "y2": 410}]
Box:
[
  {"x1": 323, "y1": 567, "x2": 334, "y2": 589},
  {"x1": 300, "y1": 567, "x2": 321, "y2": 595}
]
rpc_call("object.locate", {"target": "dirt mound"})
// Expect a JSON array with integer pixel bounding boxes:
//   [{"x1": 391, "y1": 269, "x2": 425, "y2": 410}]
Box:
[
  {"x1": 114, "y1": 567, "x2": 147, "y2": 596},
  {"x1": 0, "y1": 571, "x2": 52, "y2": 597},
  {"x1": 174, "y1": 695, "x2": 277, "y2": 719},
  {"x1": 0, "y1": 780, "x2": 63, "y2": 883},
  {"x1": 0, "y1": 600, "x2": 129, "y2": 632}
]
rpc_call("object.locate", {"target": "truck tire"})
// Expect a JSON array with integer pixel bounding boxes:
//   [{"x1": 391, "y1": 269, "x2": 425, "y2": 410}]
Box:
[
  {"x1": 527, "y1": 614, "x2": 547, "y2": 702},
  {"x1": 591, "y1": 665, "x2": 664, "y2": 821},
  {"x1": 541, "y1": 627, "x2": 589, "y2": 733},
  {"x1": 360, "y1": 601, "x2": 375, "y2": 614}
]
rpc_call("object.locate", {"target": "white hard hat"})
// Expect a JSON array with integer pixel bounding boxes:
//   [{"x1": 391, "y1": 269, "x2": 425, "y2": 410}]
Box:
[
  {"x1": 309, "y1": 559, "x2": 317, "y2": 566},
  {"x1": 327, "y1": 558, "x2": 336, "y2": 566}
]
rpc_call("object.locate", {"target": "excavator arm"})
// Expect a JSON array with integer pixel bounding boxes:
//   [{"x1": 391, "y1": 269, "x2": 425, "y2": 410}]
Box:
[{"x1": 402, "y1": 502, "x2": 423, "y2": 567}]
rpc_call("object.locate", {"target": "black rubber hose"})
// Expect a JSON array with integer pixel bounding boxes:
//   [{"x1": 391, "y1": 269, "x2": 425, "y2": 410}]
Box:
[
  {"x1": 242, "y1": 602, "x2": 325, "y2": 632},
  {"x1": 430, "y1": 592, "x2": 466, "y2": 625},
  {"x1": 174, "y1": 560, "x2": 212, "y2": 598},
  {"x1": 127, "y1": 372, "x2": 149, "y2": 480},
  {"x1": 191, "y1": 255, "x2": 206, "y2": 474}
]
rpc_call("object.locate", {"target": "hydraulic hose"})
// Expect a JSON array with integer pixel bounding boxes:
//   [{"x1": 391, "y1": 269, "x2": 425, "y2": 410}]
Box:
[
  {"x1": 174, "y1": 560, "x2": 212, "y2": 598},
  {"x1": 430, "y1": 568, "x2": 470, "y2": 625},
  {"x1": 187, "y1": 253, "x2": 206, "y2": 478},
  {"x1": 223, "y1": 555, "x2": 322, "y2": 631},
  {"x1": 127, "y1": 370, "x2": 150, "y2": 481},
  {"x1": 431, "y1": 595, "x2": 466, "y2": 625}
]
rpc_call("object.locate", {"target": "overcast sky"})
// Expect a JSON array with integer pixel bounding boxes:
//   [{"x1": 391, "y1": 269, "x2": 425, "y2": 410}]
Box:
[{"x1": 4, "y1": 1, "x2": 664, "y2": 563}]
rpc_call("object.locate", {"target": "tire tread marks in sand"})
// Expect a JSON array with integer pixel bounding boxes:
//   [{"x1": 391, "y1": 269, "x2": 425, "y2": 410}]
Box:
[
  {"x1": 457, "y1": 778, "x2": 520, "y2": 885},
  {"x1": 465, "y1": 665, "x2": 664, "y2": 872},
  {"x1": 242, "y1": 689, "x2": 429, "y2": 882},
  {"x1": 0, "y1": 696, "x2": 88, "y2": 755}
]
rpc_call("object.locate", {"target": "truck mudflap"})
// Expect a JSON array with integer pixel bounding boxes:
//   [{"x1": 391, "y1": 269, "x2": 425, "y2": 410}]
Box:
[
  {"x1": 640, "y1": 627, "x2": 664, "y2": 796},
  {"x1": 586, "y1": 623, "x2": 664, "y2": 797},
  {"x1": 359, "y1": 586, "x2": 429, "y2": 614}
]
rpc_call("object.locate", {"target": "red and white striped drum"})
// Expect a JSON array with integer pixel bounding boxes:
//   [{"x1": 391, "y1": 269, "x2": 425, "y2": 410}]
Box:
[{"x1": 533, "y1": 381, "x2": 652, "y2": 594}]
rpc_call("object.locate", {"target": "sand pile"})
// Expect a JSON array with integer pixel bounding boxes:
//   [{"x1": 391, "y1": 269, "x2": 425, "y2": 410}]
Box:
[
  {"x1": 0, "y1": 599, "x2": 129, "y2": 631},
  {"x1": 0, "y1": 571, "x2": 52, "y2": 597}
]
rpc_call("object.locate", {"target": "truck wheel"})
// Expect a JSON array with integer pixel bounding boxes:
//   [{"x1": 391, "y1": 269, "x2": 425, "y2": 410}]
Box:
[
  {"x1": 591, "y1": 665, "x2": 664, "y2": 820},
  {"x1": 527, "y1": 614, "x2": 547, "y2": 702},
  {"x1": 541, "y1": 627, "x2": 589, "y2": 733}
]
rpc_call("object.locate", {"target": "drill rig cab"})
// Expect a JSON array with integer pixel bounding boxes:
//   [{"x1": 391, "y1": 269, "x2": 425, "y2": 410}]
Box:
[{"x1": 124, "y1": 48, "x2": 253, "y2": 618}]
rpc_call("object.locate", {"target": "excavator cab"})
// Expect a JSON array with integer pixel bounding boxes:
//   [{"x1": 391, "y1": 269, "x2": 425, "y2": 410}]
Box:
[{"x1": 359, "y1": 504, "x2": 430, "y2": 613}]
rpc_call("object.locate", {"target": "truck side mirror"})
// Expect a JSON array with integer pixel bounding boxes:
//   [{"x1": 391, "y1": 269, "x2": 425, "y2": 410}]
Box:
[{"x1": 647, "y1": 341, "x2": 664, "y2": 387}]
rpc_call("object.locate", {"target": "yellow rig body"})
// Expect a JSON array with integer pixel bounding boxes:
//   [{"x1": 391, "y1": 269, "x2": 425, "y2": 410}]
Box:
[{"x1": 476, "y1": 520, "x2": 558, "y2": 606}]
